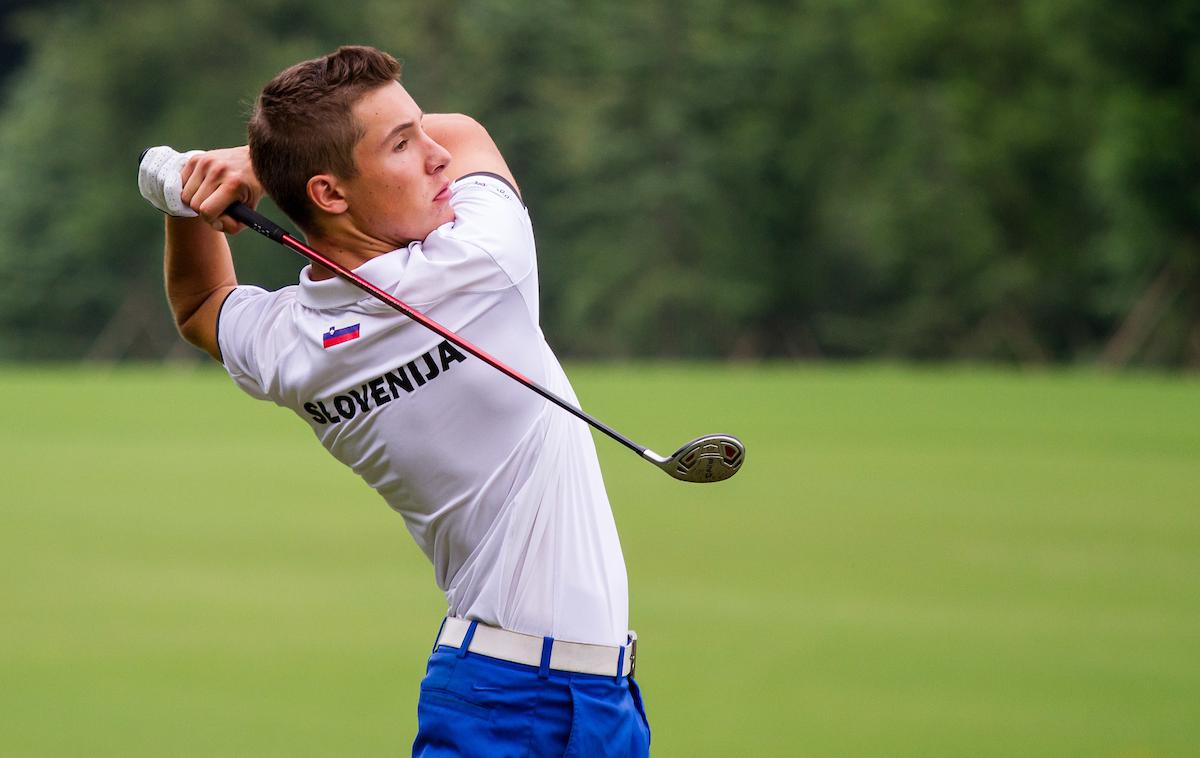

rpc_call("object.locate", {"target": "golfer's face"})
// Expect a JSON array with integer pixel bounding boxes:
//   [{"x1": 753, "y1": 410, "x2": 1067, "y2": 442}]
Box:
[{"x1": 346, "y1": 82, "x2": 454, "y2": 245}]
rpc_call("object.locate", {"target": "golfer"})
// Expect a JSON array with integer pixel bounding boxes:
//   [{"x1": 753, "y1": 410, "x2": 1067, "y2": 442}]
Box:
[{"x1": 140, "y1": 45, "x2": 649, "y2": 756}]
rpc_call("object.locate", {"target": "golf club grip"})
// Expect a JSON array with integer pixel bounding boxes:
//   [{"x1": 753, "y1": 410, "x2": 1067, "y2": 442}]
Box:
[
  {"x1": 225, "y1": 202, "x2": 286, "y2": 242},
  {"x1": 222, "y1": 201, "x2": 649, "y2": 458}
]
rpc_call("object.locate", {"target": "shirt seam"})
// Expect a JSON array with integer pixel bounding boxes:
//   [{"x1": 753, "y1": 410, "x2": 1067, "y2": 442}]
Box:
[
  {"x1": 299, "y1": 235, "x2": 534, "y2": 313},
  {"x1": 299, "y1": 177, "x2": 531, "y2": 309}
]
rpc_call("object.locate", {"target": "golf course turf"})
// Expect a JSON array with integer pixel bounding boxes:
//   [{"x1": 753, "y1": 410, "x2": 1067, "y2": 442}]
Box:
[{"x1": 2, "y1": 364, "x2": 1197, "y2": 756}]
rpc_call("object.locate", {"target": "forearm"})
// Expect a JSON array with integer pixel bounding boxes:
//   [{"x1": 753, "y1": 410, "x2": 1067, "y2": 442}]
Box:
[
  {"x1": 144, "y1": 144, "x2": 261, "y2": 360},
  {"x1": 164, "y1": 215, "x2": 237, "y2": 353}
]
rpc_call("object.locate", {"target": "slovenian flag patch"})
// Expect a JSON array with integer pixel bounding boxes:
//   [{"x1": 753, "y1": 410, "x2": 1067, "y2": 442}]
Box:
[{"x1": 322, "y1": 323, "x2": 361, "y2": 349}]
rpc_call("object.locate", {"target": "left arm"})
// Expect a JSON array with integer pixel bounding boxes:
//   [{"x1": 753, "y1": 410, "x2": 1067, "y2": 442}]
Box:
[{"x1": 423, "y1": 114, "x2": 521, "y2": 197}]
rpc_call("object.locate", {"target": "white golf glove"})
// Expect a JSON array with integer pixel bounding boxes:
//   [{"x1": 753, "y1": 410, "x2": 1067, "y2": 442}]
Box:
[{"x1": 138, "y1": 146, "x2": 204, "y2": 217}]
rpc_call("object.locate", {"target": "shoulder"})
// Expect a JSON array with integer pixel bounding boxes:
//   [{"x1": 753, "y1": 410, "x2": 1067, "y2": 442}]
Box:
[
  {"x1": 219, "y1": 284, "x2": 298, "y2": 332},
  {"x1": 452, "y1": 171, "x2": 524, "y2": 207},
  {"x1": 218, "y1": 285, "x2": 300, "y2": 365},
  {"x1": 419, "y1": 173, "x2": 535, "y2": 287}
]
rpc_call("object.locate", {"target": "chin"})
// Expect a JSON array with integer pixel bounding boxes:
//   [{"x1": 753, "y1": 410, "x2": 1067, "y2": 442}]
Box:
[
  {"x1": 402, "y1": 210, "x2": 454, "y2": 244},
  {"x1": 433, "y1": 209, "x2": 456, "y2": 233}
]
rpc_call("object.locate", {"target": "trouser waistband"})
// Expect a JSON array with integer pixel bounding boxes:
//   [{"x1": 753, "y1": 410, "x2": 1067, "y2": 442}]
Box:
[{"x1": 434, "y1": 617, "x2": 636, "y2": 679}]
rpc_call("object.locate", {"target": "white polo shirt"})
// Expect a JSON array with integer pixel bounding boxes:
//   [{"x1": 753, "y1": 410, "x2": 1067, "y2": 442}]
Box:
[{"x1": 216, "y1": 174, "x2": 629, "y2": 646}]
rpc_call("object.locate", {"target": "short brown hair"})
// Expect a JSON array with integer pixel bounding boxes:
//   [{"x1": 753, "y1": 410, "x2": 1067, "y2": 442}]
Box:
[{"x1": 248, "y1": 46, "x2": 402, "y2": 231}]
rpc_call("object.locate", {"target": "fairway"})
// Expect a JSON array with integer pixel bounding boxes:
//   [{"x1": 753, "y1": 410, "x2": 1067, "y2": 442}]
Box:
[{"x1": 2, "y1": 364, "x2": 1198, "y2": 757}]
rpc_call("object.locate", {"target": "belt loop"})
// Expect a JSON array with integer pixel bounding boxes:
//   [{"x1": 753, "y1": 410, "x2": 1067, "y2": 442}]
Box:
[
  {"x1": 614, "y1": 644, "x2": 626, "y2": 683},
  {"x1": 431, "y1": 616, "x2": 448, "y2": 654},
  {"x1": 629, "y1": 631, "x2": 638, "y2": 679},
  {"x1": 457, "y1": 620, "x2": 479, "y2": 659},
  {"x1": 538, "y1": 636, "x2": 554, "y2": 679}
]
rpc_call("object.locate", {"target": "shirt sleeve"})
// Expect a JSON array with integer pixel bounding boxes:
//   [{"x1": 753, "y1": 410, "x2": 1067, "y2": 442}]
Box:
[
  {"x1": 216, "y1": 285, "x2": 294, "y2": 401},
  {"x1": 439, "y1": 172, "x2": 536, "y2": 286}
]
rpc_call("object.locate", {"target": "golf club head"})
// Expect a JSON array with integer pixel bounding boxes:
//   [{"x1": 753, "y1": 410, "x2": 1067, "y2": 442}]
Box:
[{"x1": 645, "y1": 434, "x2": 745, "y2": 483}]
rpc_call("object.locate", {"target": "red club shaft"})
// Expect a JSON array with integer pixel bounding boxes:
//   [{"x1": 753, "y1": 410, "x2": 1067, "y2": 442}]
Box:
[{"x1": 224, "y1": 201, "x2": 647, "y2": 457}]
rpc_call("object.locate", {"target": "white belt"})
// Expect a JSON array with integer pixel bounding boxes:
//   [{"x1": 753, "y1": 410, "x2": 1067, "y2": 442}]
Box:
[{"x1": 435, "y1": 617, "x2": 636, "y2": 678}]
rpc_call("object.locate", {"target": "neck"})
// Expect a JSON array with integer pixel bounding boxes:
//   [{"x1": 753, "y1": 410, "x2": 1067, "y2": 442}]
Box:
[{"x1": 303, "y1": 222, "x2": 402, "y2": 281}]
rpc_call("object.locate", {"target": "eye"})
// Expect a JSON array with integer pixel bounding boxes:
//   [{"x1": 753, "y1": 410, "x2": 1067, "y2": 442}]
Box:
[{"x1": 394, "y1": 139, "x2": 408, "y2": 152}]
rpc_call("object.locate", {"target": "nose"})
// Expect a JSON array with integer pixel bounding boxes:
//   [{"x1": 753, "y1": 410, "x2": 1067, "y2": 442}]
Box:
[{"x1": 427, "y1": 138, "x2": 451, "y2": 175}]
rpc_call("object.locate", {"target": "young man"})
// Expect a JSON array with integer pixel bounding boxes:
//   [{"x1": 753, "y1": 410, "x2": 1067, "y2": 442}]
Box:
[{"x1": 139, "y1": 46, "x2": 650, "y2": 756}]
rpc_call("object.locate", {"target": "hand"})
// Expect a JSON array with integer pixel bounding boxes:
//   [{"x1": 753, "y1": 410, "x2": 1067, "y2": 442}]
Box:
[{"x1": 180, "y1": 146, "x2": 265, "y2": 234}]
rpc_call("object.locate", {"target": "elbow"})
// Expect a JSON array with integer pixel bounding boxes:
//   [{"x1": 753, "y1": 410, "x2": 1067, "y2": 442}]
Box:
[
  {"x1": 174, "y1": 308, "x2": 209, "y2": 352},
  {"x1": 170, "y1": 295, "x2": 204, "y2": 344},
  {"x1": 458, "y1": 115, "x2": 491, "y2": 141},
  {"x1": 445, "y1": 113, "x2": 483, "y2": 129},
  {"x1": 165, "y1": 279, "x2": 234, "y2": 354},
  {"x1": 175, "y1": 313, "x2": 203, "y2": 348},
  {"x1": 175, "y1": 308, "x2": 224, "y2": 363},
  {"x1": 170, "y1": 285, "x2": 233, "y2": 359},
  {"x1": 430, "y1": 113, "x2": 491, "y2": 142}
]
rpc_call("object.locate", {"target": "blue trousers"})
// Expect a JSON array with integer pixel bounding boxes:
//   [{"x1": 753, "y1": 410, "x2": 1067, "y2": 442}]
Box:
[{"x1": 412, "y1": 641, "x2": 651, "y2": 757}]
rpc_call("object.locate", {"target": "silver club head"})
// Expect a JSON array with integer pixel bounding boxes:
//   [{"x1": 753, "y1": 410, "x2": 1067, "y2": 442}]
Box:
[{"x1": 643, "y1": 434, "x2": 745, "y2": 483}]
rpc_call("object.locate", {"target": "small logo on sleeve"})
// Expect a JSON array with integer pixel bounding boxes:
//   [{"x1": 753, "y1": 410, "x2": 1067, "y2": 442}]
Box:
[{"x1": 322, "y1": 323, "x2": 361, "y2": 349}]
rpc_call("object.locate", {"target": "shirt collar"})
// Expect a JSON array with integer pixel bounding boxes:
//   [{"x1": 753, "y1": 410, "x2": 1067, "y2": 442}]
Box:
[{"x1": 295, "y1": 247, "x2": 411, "y2": 309}]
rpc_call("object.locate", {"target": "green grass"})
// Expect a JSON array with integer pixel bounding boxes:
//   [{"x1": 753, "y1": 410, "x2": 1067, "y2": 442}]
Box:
[{"x1": 1, "y1": 363, "x2": 1198, "y2": 757}]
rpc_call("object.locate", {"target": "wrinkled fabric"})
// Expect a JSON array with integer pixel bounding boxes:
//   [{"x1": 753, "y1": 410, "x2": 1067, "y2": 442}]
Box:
[
  {"x1": 217, "y1": 174, "x2": 628, "y2": 646},
  {"x1": 413, "y1": 647, "x2": 650, "y2": 757}
]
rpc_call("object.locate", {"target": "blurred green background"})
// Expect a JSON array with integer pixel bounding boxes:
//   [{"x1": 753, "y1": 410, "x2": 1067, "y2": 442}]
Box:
[
  {"x1": 1, "y1": 1, "x2": 1198, "y2": 756},
  {"x1": 0, "y1": 0, "x2": 1197, "y2": 364}
]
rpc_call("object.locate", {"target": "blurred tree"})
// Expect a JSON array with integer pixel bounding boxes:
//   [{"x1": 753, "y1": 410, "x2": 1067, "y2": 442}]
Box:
[
  {"x1": 0, "y1": 0, "x2": 336, "y2": 359},
  {"x1": 1073, "y1": 0, "x2": 1200, "y2": 367},
  {"x1": 1, "y1": 0, "x2": 58, "y2": 89},
  {"x1": 0, "y1": 0, "x2": 1194, "y2": 366}
]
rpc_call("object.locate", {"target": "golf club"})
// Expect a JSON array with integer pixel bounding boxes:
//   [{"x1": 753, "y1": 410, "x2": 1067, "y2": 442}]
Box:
[
  {"x1": 141, "y1": 144, "x2": 744, "y2": 482},
  {"x1": 227, "y1": 200, "x2": 745, "y2": 483}
]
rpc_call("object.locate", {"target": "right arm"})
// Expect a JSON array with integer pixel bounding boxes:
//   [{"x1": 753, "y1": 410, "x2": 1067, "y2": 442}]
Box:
[
  {"x1": 164, "y1": 216, "x2": 236, "y2": 361},
  {"x1": 163, "y1": 146, "x2": 263, "y2": 361}
]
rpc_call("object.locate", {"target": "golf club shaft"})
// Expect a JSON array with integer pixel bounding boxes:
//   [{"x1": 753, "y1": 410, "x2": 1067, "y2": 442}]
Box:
[{"x1": 224, "y1": 201, "x2": 649, "y2": 458}]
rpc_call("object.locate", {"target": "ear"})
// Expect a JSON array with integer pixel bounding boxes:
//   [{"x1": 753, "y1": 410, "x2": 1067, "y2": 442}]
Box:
[{"x1": 306, "y1": 174, "x2": 349, "y2": 216}]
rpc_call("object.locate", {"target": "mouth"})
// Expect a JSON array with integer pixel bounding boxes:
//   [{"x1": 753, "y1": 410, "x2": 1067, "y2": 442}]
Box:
[{"x1": 434, "y1": 184, "x2": 451, "y2": 203}]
